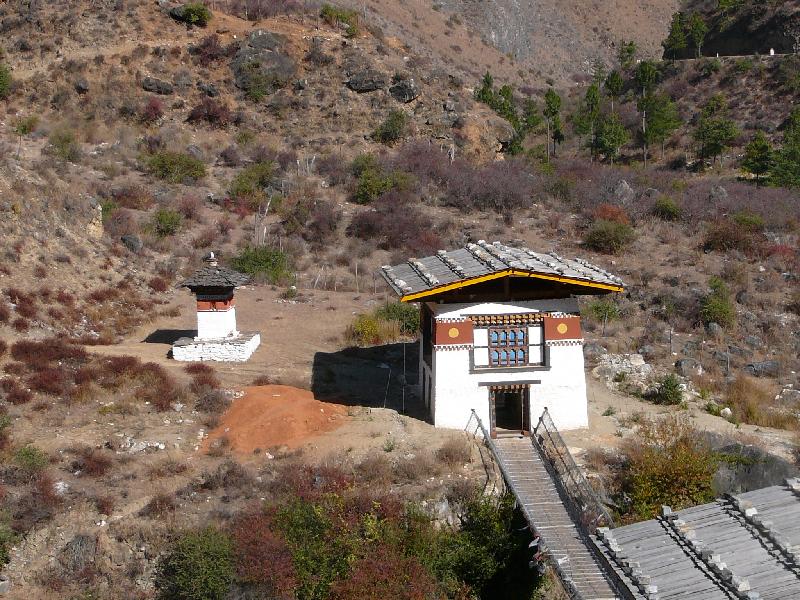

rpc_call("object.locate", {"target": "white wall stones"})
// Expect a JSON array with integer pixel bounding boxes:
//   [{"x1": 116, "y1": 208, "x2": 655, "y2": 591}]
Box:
[{"x1": 173, "y1": 332, "x2": 260, "y2": 362}]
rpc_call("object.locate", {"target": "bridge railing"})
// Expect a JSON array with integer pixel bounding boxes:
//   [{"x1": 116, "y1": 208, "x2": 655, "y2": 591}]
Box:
[
  {"x1": 466, "y1": 410, "x2": 584, "y2": 600},
  {"x1": 532, "y1": 407, "x2": 614, "y2": 532}
]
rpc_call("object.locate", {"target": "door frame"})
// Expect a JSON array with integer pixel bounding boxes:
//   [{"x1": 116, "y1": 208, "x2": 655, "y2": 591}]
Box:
[{"x1": 488, "y1": 384, "x2": 531, "y2": 438}]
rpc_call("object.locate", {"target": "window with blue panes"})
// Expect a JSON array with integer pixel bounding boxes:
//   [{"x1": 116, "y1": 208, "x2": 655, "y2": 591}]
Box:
[{"x1": 489, "y1": 327, "x2": 526, "y2": 366}]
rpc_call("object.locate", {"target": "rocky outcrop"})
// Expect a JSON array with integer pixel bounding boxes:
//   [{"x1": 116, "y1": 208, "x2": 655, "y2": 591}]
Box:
[
  {"x1": 346, "y1": 69, "x2": 387, "y2": 93},
  {"x1": 231, "y1": 30, "x2": 296, "y2": 96},
  {"x1": 389, "y1": 78, "x2": 420, "y2": 103},
  {"x1": 141, "y1": 76, "x2": 174, "y2": 95}
]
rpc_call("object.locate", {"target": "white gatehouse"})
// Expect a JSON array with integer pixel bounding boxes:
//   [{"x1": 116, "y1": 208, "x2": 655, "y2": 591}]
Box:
[{"x1": 381, "y1": 241, "x2": 625, "y2": 435}]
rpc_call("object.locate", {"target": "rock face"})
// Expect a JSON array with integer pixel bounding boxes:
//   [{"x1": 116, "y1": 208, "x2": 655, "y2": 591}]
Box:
[
  {"x1": 197, "y1": 81, "x2": 219, "y2": 97},
  {"x1": 141, "y1": 76, "x2": 174, "y2": 95},
  {"x1": 86, "y1": 204, "x2": 103, "y2": 239},
  {"x1": 611, "y1": 179, "x2": 635, "y2": 205},
  {"x1": 744, "y1": 360, "x2": 780, "y2": 378},
  {"x1": 675, "y1": 358, "x2": 702, "y2": 377},
  {"x1": 231, "y1": 30, "x2": 296, "y2": 96},
  {"x1": 346, "y1": 69, "x2": 388, "y2": 93},
  {"x1": 389, "y1": 78, "x2": 420, "y2": 103},
  {"x1": 592, "y1": 354, "x2": 654, "y2": 395},
  {"x1": 121, "y1": 234, "x2": 143, "y2": 253}
]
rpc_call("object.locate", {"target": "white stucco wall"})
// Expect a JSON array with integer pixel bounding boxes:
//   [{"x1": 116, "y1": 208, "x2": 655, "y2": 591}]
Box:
[
  {"x1": 429, "y1": 299, "x2": 588, "y2": 432},
  {"x1": 197, "y1": 307, "x2": 238, "y2": 340}
]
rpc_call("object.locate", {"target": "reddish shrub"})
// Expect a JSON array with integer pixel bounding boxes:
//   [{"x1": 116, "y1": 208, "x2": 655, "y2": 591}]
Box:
[
  {"x1": 94, "y1": 494, "x2": 116, "y2": 515},
  {"x1": 105, "y1": 208, "x2": 139, "y2": 238},
  {"x1": 111, "y1": 185, "x2": 154, "y2": 210},
  {"x1": 346, "y1": 192, "x2": 442, "y2": 256},
  {"x1": 140, "y1": 97, "x2": 164, "y2": 124},
  {"x1": 148, "y1": 276, "x2": 170, "y2": 293},
  {"x1": 177, "y1": 194, "x2": 203, "y2": 220},
  {"x1": 767, "y1": 244, "x2": 797, "y2": 259},
  {"x1": 0, "y1": 303, "x2": 9, "y2": 323},
  {"x1": 594, "y1": 203, "x2": 631, "y2": 225},
  {"x1": 230, "y1": 512, "x2": 296, "y2": 595},
  {"x1": 187, "y1": 98, "x2": 231, "y2": 127},
  {"x1": 89, "y1": 287, "x2": 118, "y2": 303},
  {"x1": 703, "y1": 220, "x2": 760, "y2": 254},
  {"x1": 192, "y1": 228, "x2": 218, "y2": 248},
  {"x1": 184, "y1": 363, "x2": 214, "y2": 375},
  {"x1": 76, "y1": 449, "x2": 112, "y2": 477},
  {"x1": 330, "y1": 543, "x2": 440, "y2": 600},
  {"x1": 3, "y1": 363, "x2": 26, "y2": 375},
  {"x1": 190, "y1": 371, "x2": 221, "y2": 393},
  {"x1": 55, "y1": 291, "x2": 75, "y2": 306},
  {"x1": 0, "y1": 340, "x2": 6, "y2": 358},
  {"x1": 7, "y1": 387, "x2": 32, "y2": 405},
  {"x1": 27, "y1": 366, "x2": 71, "y2": 396},
  {"x1": 6, "y1": 287, "x2": 33, "y2": 305},
  {"x1": 11, "y1": 338, "x2": 88, "y2": 365},
  {"x1": 0, "y1": 378, "x2": 15, "y2": 392},
  {"x1": 12, "y1": 318, "x2": 28, "y2": 332},
  {"x1": 139, "y1": 492, "x2": 176, "y2": 517},
  {"x1": 189, "y1": 34, "x2": 235, "y2": 66},
  {"x1": 15, "y1": 301, "x2": 38, "y2": 319}
]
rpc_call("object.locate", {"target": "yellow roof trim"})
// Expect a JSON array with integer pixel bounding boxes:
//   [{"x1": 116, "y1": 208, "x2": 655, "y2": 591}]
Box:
[{"x1": 399, "y1": 269, "x2": 624, "y2": 302}]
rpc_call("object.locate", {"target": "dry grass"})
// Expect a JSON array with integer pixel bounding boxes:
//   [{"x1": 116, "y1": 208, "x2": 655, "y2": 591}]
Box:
[
  {"x1": 725, "y1": 375, "x2": 797, "y2": 430},
  {"x1": 435, "y1": 435, "x2": 472, "y2": 468}
]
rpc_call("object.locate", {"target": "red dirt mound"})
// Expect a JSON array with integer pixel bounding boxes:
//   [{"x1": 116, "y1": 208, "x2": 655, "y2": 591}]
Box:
[{"x1": 204, "y1": 385, "x2": 348, "y2": 455}]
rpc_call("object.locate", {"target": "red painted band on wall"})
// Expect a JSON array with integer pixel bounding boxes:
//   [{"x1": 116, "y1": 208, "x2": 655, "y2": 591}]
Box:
[
  {"x1": 197, "y1": 299, "x2": 235, "y2": 311},
  {"x1": 434, "y1": 319, "x2": 474, "y2": 345},
  {"x1": 543, "y1": 315, "x2": 581, "y2": 341}
]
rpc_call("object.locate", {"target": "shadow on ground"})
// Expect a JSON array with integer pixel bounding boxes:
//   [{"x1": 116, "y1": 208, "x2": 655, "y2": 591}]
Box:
[
  {"x1": 143, "y1": 329, "x2": 195, "y2": 344},
  {"x1": 312, "y1": 342, "x2": 427, "y2": 421}
]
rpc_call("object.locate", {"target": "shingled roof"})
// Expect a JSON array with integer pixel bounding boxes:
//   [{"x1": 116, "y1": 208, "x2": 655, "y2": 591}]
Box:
[
  {"x1": 181, "y1": 261, "x2": 250, "y2": 290},
  {"x1": 594, "y1": 480, "x2": 800, "y2": 600},
  {"x1": 380, "y1": 240, "x2": 625, "y2": 301}
]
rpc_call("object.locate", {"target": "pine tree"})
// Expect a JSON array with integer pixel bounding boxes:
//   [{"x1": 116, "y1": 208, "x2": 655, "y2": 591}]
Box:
[
  {"x1": 638, "y1": 93, "x2": 681, "y2": 162},
  {"x1": 618, "y1": 41, "x2": 637, "y2": 70},
  {"x1": 662, "y1": 12, "x2": 687, "y2": 61},
  {"x1": 543, "y1": 88, "x2": 562, "y2": 162},
  {"x1": 604, "y1": 70, "x2": 624, "y2": 114},
  {"x1": 741, "y1": 131, "x2": 773, "y2": 186},
  {"x1": 635, "y1": 61, "x2": 659, "y2": 98},
  {"x1": 688, "y1": 13, "x2": 708, "y2": 58},
  {"x1": 574, "y1": 83, "x2": 601, "y2": 162},
  {"x1": 772, "y1": 109, "x2": 800, "y2": 188},
  {"x1": 597, "y1": 114, "x2": 630, "y2": 164},
  {"x1": 693, "y1": 94, "x2": 739, "y2": 167}
]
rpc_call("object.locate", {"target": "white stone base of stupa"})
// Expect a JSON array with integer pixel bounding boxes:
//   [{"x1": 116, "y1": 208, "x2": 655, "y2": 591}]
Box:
[{"x1": 172, "y1": 331, "x2": 260, "y2": 362}]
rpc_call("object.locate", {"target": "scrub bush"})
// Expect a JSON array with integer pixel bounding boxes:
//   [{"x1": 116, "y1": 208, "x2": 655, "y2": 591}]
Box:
[
  {"x1": 231, "y1": 246, "x2": 292, "y2": 284},
  {"x1": 372, "y1": 110, "x2": 408, "y2": 144},
  {"x1": 152, "y1": 209, "x2": 183, "y2": 237},
  {"x1": 700, "y1": 277, "x2": 735, "y2": 328},
  {"x1": 622, "y1": 416, "x2": 716, "y2": 520},
  {"x1": 584, "y1": 219, "x2": 635, "y2": 253},
  {"x1": 155, "y1": 527, "x2": 234, "y2": 600},
  {"x1": 652, "y1": 196, "x2": 681, "y2": 221},
  {"x1": 144, "y1": 152, "x2": 206, "y2": 183}
]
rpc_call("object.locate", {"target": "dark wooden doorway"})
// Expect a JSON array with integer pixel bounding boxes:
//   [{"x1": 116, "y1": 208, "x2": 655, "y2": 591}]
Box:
[{"x1": 490, "y1": 386, "x2": 530, "y2": 437}]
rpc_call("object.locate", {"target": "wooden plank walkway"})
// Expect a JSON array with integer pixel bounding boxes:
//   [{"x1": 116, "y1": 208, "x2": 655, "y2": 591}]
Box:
[{"x1": 494, "y1": 436, "x2": 619, "y2": 600}]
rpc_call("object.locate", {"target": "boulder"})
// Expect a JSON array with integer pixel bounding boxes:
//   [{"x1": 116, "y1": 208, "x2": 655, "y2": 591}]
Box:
[
  {"x1": 744, "y1": 361, "x2": 780, "y2": 378},
  {"x1": 775, "y1": 388, "x2": 800, "y2": 406},
  {"x1": 389, "y1": 78, "x2": 420, "y2": 103},
  {"x1": 612, "y1": 179, "x2": 635, "y2": 205},
  {"x1": 231, "y1": 30, "x2": 296, "y2": 96},
  {"x1": 197, "y1": 81, "x2": 219, "y2": 97},
  {"x1": 708, "y1": 185, "x2": 728, "y2": 203},
  {"x1": 121, "y1": 234, "x2": 143, "y2": 253},
  {"x1": 346, "y1": 69, "x2": 388, "y2": 93},
  {"x1": 675, "y1": 358, "x2": 701, "y2": 377},
  {"x1": 706, "y1": 322, "x2": 724, "y2": 337},
  {"x1": 141, "y1": 76, "x2": 174, "y2": 95},
  {"x1": 185, "y1": 145, "x2": 203, "y2": 160},
  {"x1": 743, "y1": 335, "x2": 762, "y2": 349},
  {"x1": 583, "y1": 342, "x2": 607, "y2": 360},
  {"x1": 74, "y1": 78, "x2": 89, "y2": 94}
]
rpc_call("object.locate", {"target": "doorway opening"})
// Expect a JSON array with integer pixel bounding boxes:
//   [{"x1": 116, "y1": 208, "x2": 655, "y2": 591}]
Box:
[{"x1": 490, "y1": 386, "x2": 530, "y2": 437}]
